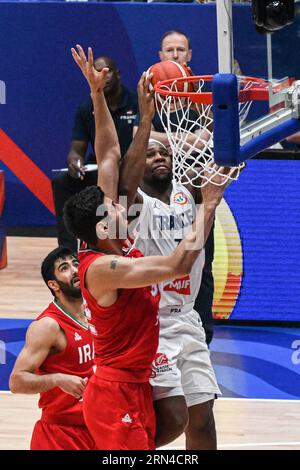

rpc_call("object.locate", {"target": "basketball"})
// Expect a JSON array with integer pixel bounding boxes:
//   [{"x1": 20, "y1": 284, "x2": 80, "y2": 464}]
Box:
[{"x1": 146, "y1": 60, "x2": 192, "y2": 93}]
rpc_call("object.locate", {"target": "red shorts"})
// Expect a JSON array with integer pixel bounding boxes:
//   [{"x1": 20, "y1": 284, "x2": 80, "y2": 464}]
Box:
[
  {"x1": 83, "y1": 375, "x2": 156, "y2": 450},
  {"x1": 30, "y1": 420, "x2": 96, "y2": 450}
]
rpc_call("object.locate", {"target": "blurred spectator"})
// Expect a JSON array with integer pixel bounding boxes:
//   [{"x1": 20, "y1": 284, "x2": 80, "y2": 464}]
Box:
[
  {"x1": 52, "y1": 56, "x2": 137, "y2": 251},
  {"x1": 159, "y1": 29, "x2": 192, "y2": 65},
  {"x1": 133, "y1": 30, "x2": 193, "y2": 147}
]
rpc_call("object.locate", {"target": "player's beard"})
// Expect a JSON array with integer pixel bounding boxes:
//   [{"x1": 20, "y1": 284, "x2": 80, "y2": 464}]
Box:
[
  {"x1": 151, "y1": 171, "x2": 172, "y2": 192},
  {"x1": 56, "y1": 279, "x2": 82, "y2": 299}
]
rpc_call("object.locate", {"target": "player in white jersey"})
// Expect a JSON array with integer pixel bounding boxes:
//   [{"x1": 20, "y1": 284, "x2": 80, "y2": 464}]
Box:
[
  {"x1": 120, "y1": 139, "x2": 220, "y2": 449},
  {"x1": 136, "y1": 181, "x2": 204, "y2": 310}
]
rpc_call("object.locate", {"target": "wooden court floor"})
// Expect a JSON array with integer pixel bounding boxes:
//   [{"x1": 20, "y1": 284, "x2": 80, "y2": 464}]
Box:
[
  {"x1": 1, "y1": 237, "x2": 300, "y2": 450},
  {"x1": 0, "y1": 237, "x2": 57, "y2": 319},
  {"x1": 1, "y1": 393, "x2": 299, "y2": 451}
]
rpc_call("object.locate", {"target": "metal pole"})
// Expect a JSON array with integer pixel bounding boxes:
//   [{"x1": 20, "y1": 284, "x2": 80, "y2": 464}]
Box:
[
  {"x1": 267, "y1": 33, "x2": 274, "y2": 105},
  {"x1": 216, "y1": 0, "x2": 234, "y2": 73}
]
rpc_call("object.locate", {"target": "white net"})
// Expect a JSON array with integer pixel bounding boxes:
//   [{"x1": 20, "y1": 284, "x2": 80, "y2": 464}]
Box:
[{"x1": 154, "y1": 76, "x2": 253, "y2": 188}]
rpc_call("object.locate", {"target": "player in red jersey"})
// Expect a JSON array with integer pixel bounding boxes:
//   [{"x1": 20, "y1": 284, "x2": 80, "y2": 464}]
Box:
[
  {"x1": 62, "y1": 45, "x2": 233, "y2": 450},
  {"x1": 9, "y1": 246, "x2": 96, "y2": 450}
]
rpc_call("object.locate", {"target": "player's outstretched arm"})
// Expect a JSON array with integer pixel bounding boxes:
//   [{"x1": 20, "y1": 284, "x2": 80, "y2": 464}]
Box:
[
  {"x1": 86, "y1": 168, "x2": 232, "y2": 305},
  {"x1": 87, "y1": 201, "x2": 214, "y2": 292},
  {"x1": 119, "y1": 72, "x2": 155, "y2": 207},
  {"x1": 9, "y1": 318, "x2": 87, "y2": 399},
  {"x1": 71, "y1": 45, "x2": 120, "y2": 201}
]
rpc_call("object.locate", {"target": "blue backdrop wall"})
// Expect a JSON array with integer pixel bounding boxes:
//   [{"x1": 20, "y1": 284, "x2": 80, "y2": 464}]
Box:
[
  {"x1": 0, "y1": 2, "x2": 267, "y2": 227},
  {"x1": 2, "y1": 3, "x2": 300, "y2": 227}
]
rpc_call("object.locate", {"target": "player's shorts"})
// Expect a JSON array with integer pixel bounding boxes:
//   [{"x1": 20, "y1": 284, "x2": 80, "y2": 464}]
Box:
[
  {"x1": 30, "y1": 420, "x2": 96, "y2": 450},
  {"x1": 83, "y1": 374, "x2": 156, "y2": 450},
  {"x1": 151, "y1": 308, "x2": 220, "y2": 405}
]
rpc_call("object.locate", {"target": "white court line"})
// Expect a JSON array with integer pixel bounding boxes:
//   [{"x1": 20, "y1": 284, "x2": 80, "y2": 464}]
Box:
[
  {"x1": 163, "y1": 442, "x2": 300, "y2": 450},
  {"x1": 1, "y1": 391, "x2": 300, "y2": 401},
  {"x1": 219, "y1": 397, "x2": 300, "y2": 403},
  {"x1": 219, "y1": 441, "x2": 300, "y2": 448}
]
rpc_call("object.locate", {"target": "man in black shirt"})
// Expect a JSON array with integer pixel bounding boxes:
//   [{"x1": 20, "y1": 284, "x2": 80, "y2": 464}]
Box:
[{"x1": 52, "y1": 56, "x2": 137, "y2": 251}]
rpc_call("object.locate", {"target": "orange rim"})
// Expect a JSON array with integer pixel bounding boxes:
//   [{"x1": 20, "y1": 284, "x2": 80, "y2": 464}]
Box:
[{"x1": 154, "y1": 75, "x2": 278, "y2": 104}]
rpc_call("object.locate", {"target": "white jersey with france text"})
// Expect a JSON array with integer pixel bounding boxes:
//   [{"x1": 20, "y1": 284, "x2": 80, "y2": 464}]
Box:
[{"x1": 130, "y1": 182, "x2": 205, "y2": 313}]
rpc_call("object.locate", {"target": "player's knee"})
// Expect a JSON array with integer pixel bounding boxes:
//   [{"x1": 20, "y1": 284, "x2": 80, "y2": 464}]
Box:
[
  {"x1": 187, "y1": 407, "x2": 215, "y2": 438},
  {"x1": 167, "y1": 407, "x2": 189, "y2": 435},
  {"x1": 155, "y1": 400, "x2": 189, "y2": 446},
  {"x1": 165, "y1": 406, "x2": 189, "y2": 437}
]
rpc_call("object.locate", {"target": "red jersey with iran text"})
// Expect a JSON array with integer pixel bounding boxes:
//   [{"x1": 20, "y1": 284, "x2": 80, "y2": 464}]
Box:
[
  {"x1": 36, "y1": 301, "x2": 94, "y2": 425},
  {"x1": 78, "y1": 247, "x2": 160, "y2": 383}
]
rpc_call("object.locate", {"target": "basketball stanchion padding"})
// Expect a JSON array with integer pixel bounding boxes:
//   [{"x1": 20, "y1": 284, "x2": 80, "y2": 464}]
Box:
[
  {"x1": 154, "y1": 74, "x2": 246, "y2": 187},
  {"x1": 0, "y1": 171, "x2": 7, "y2": 269}
]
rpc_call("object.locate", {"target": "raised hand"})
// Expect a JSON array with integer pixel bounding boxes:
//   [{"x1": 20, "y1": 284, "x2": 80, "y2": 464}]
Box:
[
  {"x1": 201, "y1": 163, "x2": 241, "y2": 207},
  {"x1": 71, "y1": 44, "x2": 109, "y2": 94},
  {"x1": 137, "y1": 71, "x2": 155, "y2": 122}
]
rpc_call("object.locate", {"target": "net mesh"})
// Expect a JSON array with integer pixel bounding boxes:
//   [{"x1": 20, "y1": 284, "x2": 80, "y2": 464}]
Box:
[{"x1": 154, "y1": 76, "x2": 262, "y2": 188}]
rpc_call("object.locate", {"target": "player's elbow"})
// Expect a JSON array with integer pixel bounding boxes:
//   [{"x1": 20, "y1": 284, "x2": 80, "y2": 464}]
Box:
[
  {"x1": 9, "y1": 372, "x2": 21, "y2": 393},
  {"x1": 9, "y1": 371, "x2": 28, "y2": 394},
  {"x1": 111, "y1": 145, "x2": 121, "y2": 163}
]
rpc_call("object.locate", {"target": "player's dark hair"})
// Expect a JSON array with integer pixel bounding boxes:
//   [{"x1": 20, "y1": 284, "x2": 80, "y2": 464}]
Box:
[
  {"x1": 160, "y1": 30, "x2": 192, "y2": 50},
  {"x1": 63, "y1": 185, "x2": 105, "y2": 246},
  {"x1": 41, "y1": 246, "x2": 78, "y2": 295}
]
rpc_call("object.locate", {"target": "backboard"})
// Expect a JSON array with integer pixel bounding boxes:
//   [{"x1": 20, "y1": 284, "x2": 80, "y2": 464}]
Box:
[{"x1": 213, "y1": 0, "x2": 300, "y2": 165}]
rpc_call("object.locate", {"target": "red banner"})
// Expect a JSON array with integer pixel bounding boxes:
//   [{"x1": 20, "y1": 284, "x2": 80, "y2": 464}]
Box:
[
  {"x1": 0, "y1": 129, "x2": 55, "y2": 214},
  {"x1": 0, "y1": 171, "x2": 7, "y2": 269}
]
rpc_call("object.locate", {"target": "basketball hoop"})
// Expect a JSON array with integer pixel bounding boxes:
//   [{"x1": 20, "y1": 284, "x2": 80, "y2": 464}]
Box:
[{"x1": 154, "y1": 74, "x2": 284, "y2": 187}]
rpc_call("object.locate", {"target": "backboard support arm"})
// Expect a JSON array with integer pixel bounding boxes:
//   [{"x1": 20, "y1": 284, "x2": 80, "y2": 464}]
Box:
[{"x1": 216, "y1": 0, "x2": 234, "y2": 74}]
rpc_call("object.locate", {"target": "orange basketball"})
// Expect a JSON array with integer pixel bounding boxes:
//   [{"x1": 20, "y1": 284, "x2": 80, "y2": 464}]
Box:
[{"x1": 146, "y1": 60, "x2": 192, "y2": 93}]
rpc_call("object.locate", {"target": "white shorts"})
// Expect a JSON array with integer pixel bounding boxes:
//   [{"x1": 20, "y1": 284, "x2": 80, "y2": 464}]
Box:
[{"x1": 151, "y1": 309, "x2": 220, "y2": 405}]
